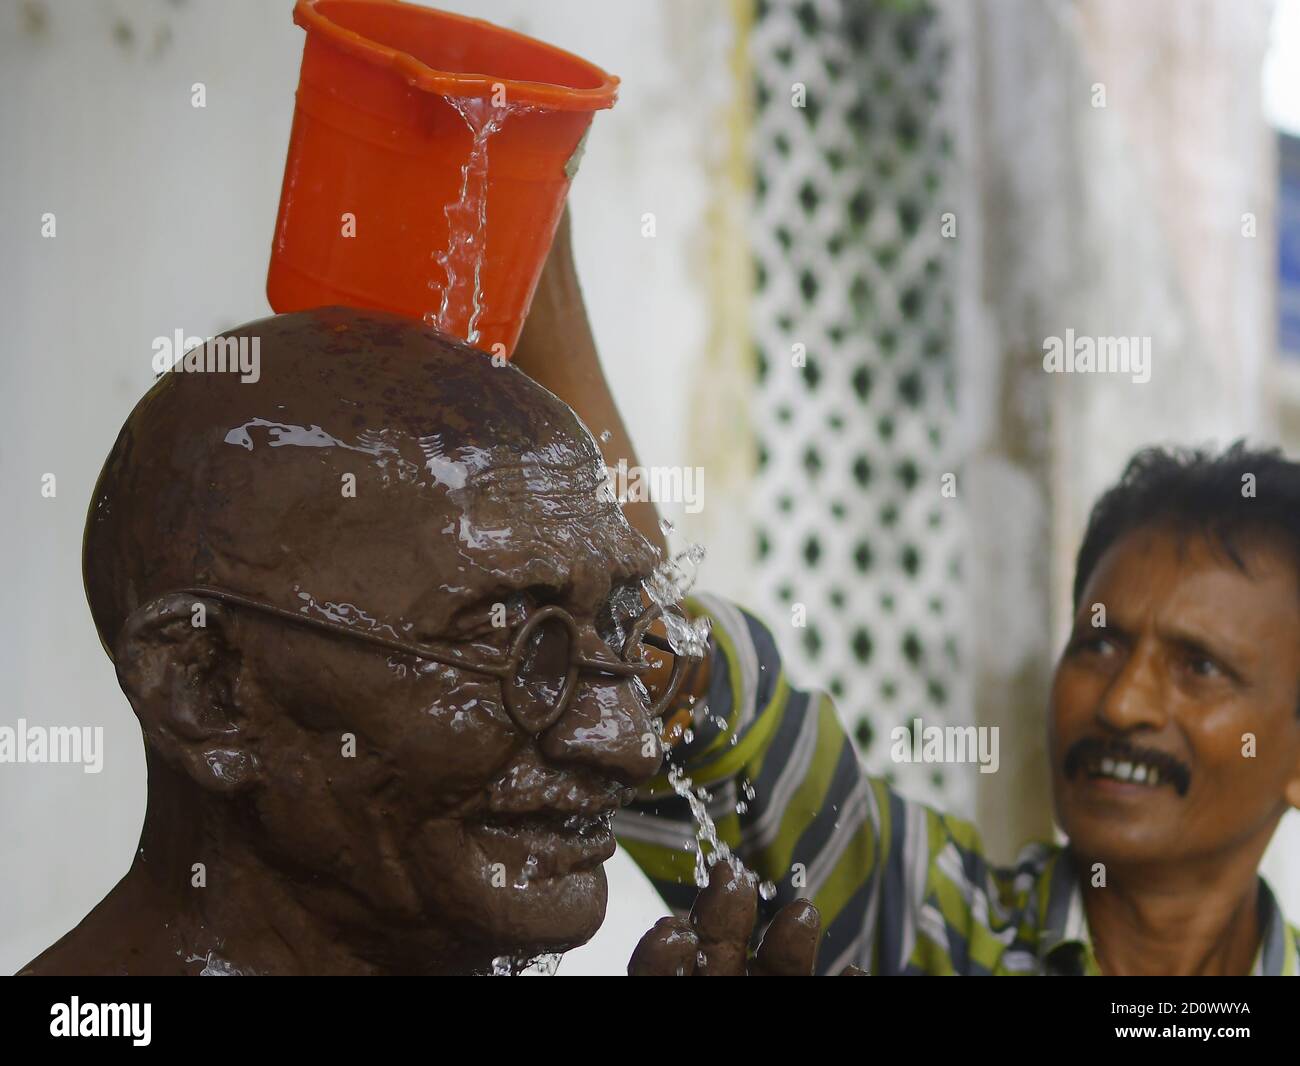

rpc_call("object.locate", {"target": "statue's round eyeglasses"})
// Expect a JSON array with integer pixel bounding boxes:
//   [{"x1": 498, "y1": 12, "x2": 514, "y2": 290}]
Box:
[{"x1": 171, "y1": 586, "x2": 691, "y2": 736}]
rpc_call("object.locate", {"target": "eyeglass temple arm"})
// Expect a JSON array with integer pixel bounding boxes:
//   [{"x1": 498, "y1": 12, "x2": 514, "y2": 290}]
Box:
[
  {"x1": 572, "y1": 634, "x2": 702, "y2": 678},
  {"x1": 174, "y1": 586, "x2": 512, "y2": 679},
  {"x1": 176, "y1": 586, "x2": 701, "y2": 679}
]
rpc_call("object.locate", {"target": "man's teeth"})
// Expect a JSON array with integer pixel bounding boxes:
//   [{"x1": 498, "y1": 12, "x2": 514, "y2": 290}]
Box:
[{"x1": 1092, "y1": 756, "x2": 1162, "y2": 786}]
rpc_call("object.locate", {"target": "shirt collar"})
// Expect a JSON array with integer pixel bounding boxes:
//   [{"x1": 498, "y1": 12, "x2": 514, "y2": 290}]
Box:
[
  {"x1": 1037, "y1": 848, "x2": 1295, "y2": 976},
  {"x1": 1038, "y1": 848, "x2": 1093, "y2": 975},
  {"x1": 1253, "y1": 877, "x2": 1296, "y2": 976}
]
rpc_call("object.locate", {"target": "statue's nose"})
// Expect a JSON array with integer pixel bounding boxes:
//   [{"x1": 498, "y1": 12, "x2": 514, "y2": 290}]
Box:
[{"x1": 536, "y1": 679, "x2": 663, "y2": 786}]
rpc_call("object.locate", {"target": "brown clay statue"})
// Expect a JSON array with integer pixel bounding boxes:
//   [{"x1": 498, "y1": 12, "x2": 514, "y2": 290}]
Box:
[{"x1": 22, "y1": 307, "x2": 682, "y2": 975}]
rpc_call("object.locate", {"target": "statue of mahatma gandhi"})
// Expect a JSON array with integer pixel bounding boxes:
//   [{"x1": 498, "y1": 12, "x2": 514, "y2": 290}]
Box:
[
  {"x1": 21, "y1": 307, "x2": 827, "y2": 976},
  {"x1": 23, "y1": 307, "x2": 674, "y2": 975}
]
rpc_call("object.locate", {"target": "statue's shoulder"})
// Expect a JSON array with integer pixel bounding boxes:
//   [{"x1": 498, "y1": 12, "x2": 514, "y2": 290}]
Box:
[{"x1": 17, "y1": 878, "x2": 190, "y2": 976}]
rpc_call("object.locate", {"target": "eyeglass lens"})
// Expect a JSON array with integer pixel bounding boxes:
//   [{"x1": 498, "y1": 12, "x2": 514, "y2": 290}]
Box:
[{"x1": 506, "y1": 613, "x2": 577, "y2": 732}]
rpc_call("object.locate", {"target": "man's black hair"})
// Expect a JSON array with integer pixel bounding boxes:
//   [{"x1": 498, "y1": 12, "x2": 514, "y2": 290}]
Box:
[{"x1": 1072, "y1": 441, "x2": 1300, "y2": 608}]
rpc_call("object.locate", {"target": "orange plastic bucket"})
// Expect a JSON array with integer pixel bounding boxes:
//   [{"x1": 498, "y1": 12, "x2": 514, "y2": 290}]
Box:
[{"x1": 267, "y1": 0, "x2": 618, "y2": 357}]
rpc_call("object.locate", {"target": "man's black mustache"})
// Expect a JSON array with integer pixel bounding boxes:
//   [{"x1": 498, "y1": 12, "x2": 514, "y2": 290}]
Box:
[{"x1": 1064, "y1": 736, "x2": 1191, "y2": 797}]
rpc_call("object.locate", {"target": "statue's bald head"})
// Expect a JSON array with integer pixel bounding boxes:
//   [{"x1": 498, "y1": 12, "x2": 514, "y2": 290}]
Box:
[{"x1": 84, "y1": 307, "x2": 655, "y2": 659}]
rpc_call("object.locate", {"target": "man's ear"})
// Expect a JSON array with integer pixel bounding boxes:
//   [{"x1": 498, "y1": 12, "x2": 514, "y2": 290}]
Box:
[{"x1": 114, "y1": 592, "x2": 261, "y2": 794}]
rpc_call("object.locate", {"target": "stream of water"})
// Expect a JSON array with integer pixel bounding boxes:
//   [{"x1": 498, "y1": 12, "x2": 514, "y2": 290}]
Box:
[
  {"x1": 427, "y1": 96, "x2": 535, "y2": 347},
  {"x1": 646, "y1": 535, "x2": 775, "y2": 899}
]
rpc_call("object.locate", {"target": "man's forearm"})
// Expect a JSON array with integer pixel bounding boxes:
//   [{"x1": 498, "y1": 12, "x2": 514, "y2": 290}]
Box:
[{"x1": 511, "y1": 207, "x2": 668, "y2": 554}]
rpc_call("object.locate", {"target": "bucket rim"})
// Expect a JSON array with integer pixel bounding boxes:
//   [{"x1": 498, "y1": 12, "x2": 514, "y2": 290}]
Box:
[{"x1": 294, "y1": 0, "x2": 620, "y2": 111}]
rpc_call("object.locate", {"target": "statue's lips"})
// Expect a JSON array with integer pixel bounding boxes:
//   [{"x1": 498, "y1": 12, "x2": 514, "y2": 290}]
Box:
[{"x1": 470, "y1": 811, "x2": 617, "y2": 880}]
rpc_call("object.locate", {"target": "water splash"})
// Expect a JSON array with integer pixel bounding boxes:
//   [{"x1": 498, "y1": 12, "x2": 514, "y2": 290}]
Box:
[
  {"x1": 519, "y1": 953, "x2": 563, "y2": 976},
  {"x1": 644, "y1": 542, "x2": 711, "y2": 659},
  {"x1": 666, "y1": 763, "x2": 777, "y2": 900},
  {"x1": 427, "y1": 96, "x2": 535, "y2": 346},
  {"x1": 490, "y1": 952, "x2": 563, "y2": 976},
  {"x1": 668, "y1": 764, "x2": 734, "y2": 888},
  {"x1": 666, "y1": 758, "x2": 781, "y2": 897}
]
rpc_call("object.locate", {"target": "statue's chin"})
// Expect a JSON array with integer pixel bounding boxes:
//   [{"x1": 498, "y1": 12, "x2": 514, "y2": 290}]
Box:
[
  {"x1": 402, "y1": 814, "x2": 615, "y2": 959},
  {"x1": 479, "y1": 865, "x2": 611, "y2": 956}
]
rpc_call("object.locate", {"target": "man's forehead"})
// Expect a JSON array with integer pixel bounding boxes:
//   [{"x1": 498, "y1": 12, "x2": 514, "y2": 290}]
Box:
[{"x1": 1083, "y1": 525, "x2": 1300, "y2": 629}]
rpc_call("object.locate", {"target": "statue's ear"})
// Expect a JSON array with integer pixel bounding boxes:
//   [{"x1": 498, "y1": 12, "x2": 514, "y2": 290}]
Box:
[{"x1": 114, "y1": 592, "x2": 261, "y2": 794}]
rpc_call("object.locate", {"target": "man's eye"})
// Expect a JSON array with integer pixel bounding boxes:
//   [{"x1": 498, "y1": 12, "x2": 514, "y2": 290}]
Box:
[
  {"x1": 1185, "y1": 654, "x2": 1222, "y2": 679},
  {"x1": 1072, "y1": 635, "x2": 1115, "y2": 657}
]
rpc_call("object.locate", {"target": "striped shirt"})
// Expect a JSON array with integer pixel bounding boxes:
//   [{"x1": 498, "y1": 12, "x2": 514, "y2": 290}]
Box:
[{"x1": 614, "y1": 595, "x2": 1300, "y2": 975}]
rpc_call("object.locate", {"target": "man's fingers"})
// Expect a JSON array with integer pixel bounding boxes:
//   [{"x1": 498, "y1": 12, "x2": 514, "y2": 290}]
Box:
[
  {"x1": 752, "y1": 898, "x2": 821, "y2": 976},
  {"x1": 690, "y1": 861, "x2": 758, "y2": 941},
  {"x1": 628, "y1": 916, "x2": 700, "y2": 976},
  {"x1": 631, "y1": 872, "x2": 848, "y2": 977},
  {"x1": 690, "y1": 861, "x2": 757, "y2": 975}
]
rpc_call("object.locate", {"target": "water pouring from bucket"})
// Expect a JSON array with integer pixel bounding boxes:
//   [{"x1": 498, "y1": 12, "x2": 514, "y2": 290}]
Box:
[{"x1": 267, "y1": 0, "x2": 618, "y2": 358}]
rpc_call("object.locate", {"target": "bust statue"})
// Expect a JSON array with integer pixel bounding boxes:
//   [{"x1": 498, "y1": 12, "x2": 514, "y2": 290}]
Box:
[{"x1": 23, "y1": 307, "x2": 676, "y2": 975}]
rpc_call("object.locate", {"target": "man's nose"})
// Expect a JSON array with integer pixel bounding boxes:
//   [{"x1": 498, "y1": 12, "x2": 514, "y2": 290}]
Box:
[
  {"x1": 1096, "y1": 642, "x2": 1167, "y2": 732},
  {"x1": 538, "y1": 678, "x2": 664, "y2": 786}
]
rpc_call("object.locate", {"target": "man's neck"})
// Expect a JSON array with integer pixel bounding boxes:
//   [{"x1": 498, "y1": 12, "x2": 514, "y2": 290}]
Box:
[{"x1": 1078, "y1": 850, "x2": 1264, "y2": 976}]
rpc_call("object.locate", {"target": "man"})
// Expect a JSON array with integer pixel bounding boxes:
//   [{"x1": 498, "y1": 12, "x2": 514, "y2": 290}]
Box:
[
  {"x1": 25, "y1": 308, "x2": 676, "y2": 975},
  {"x1": 514, "y1": 209, "x2": 1300, "y2": 976}
]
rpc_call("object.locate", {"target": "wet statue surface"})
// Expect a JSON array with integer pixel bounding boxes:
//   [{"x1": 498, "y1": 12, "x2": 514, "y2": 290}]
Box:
[{"x1": 22, "y1": 308, "x2": 670, "y2": 975}]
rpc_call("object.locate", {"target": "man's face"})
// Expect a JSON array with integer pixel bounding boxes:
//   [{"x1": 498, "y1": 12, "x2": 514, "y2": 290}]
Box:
[{"x1": 1049, "y1": 525, "x2": 1300, "y2": 872}]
